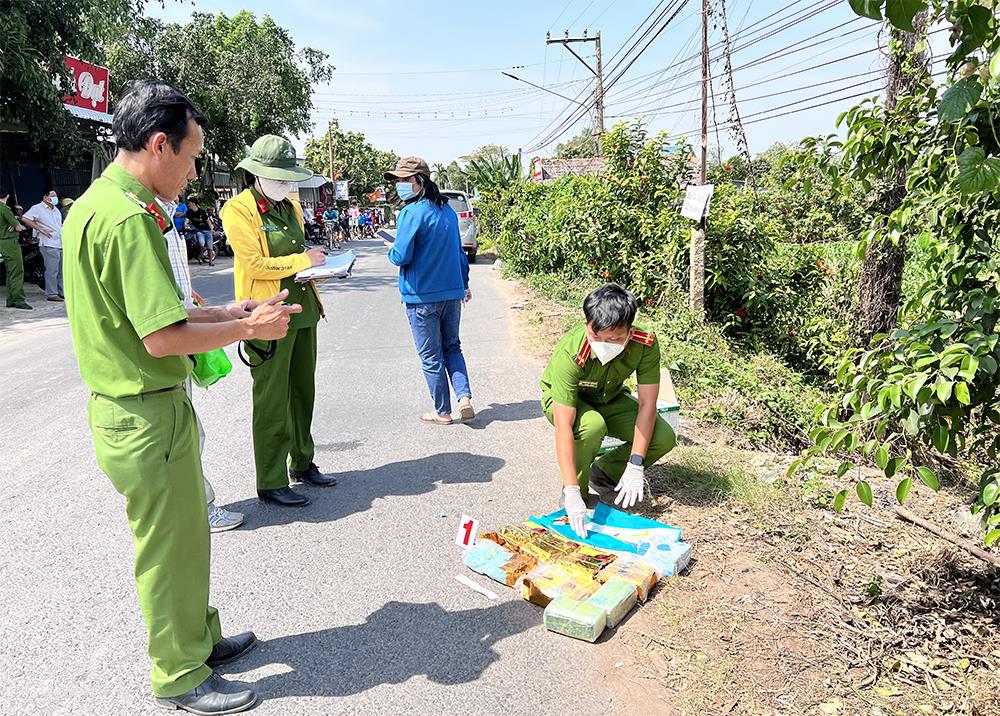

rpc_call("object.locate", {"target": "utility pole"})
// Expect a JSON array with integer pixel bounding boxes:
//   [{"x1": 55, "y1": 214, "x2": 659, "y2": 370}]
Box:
[
  {"x1": 546, "y1": 30, "x2": 605, "y2": 155},
  {"x1": 327, "y1": 119, "x2": 334, "y2": 199},
  {"x1": 689, "y1": 0, "x2": 709, "y2": 316}
]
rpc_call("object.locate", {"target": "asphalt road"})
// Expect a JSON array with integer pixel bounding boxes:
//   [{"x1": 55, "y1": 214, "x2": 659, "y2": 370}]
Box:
[{"x1": 0, "y1": 239, "x2": 617, "y2": 715}]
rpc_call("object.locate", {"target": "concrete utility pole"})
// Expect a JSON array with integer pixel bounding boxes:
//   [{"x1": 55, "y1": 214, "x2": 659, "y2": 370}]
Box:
[
  {"x1": 327, "y1": 120, "x2": 334, "y2": 180},
  {"x1": 689, "y1": 0, "x2": 709, "y2": 316},
  {"x1": 546, "y1": 30, "x2": 605, "y2": 155}
]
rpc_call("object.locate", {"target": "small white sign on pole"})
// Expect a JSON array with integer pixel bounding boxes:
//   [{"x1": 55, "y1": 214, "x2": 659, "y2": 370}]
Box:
[
  {"x1": 681, "y1": 183, "x2": 715, "y2": 221},
  {"x1": 455, "y1": 514, "x2": 479, "y2": 549}
]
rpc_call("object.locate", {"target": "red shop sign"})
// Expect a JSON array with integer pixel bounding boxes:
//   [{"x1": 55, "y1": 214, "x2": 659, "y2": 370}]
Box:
[{"x1": 64, "y1": 56, "x2": 109, "y2": 114}]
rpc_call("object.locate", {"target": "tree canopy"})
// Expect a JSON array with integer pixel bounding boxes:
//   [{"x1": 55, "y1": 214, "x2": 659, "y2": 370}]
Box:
[
  {"x1": 302, "y1": 119, "x2": 398, "y2": 202},
  {"x1": 554, "y1": 126, "x2": 598, "y2": 159},
  {"x1": 1, "y1": 0, "x2": 144, "y2": 159},
  {"x1": 106, "y1": 11, "x2": 333, "y2": 179}
]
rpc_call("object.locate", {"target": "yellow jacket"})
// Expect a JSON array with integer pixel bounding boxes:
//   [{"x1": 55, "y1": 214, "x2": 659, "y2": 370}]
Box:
[{"x1": 220, "y1": 189, "x2": 322, "y2": 310}]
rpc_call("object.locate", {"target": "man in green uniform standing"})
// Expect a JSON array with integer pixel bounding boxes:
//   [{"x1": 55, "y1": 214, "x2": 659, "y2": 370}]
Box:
[
  {"x1": 540, "y1": 283, "x2": 677, "y2": 538},
  {"x1": 63, "y1": 80, "x2": 300, "y2": 714},
  {"x1": 0, "y1": 191, "x2": 31, "y2": 309}
]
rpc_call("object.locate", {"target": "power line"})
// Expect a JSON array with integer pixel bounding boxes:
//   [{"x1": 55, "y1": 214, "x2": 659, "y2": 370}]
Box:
[{"x1": 526, "y1": 0, "x2": 691, "y2": 151}]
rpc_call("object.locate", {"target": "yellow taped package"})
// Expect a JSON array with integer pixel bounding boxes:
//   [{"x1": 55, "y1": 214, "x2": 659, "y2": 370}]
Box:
[
  {"x1": 520, "y1": 531, "x2": 579, "y2": 563},
  {"x1": 497, "y1": 521, "x2": 548, "y2": 551},
  {"x1": 498, "y1": 552, "x2": 538, "y2": 587},
  {"x1": 555, "y1": 545, "x2": 617, "y2": 576},
  {"x1": 596, "y1": 560, "x2": 658, "y2": 603},
  {"x1": 518, "y1": 562, "x2": 601, "y2": 607}
]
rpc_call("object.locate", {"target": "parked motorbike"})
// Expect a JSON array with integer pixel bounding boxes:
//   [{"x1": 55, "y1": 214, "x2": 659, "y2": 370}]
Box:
[
  {"x1": 184, "y1": 229, "x2": 214, "y2": 265},
  {"x1": 21, "y1": 240, "x2": 45, "y2": 288},
  {"x1": 213, "y1": 227, "x2": 233, "y2": 257}
]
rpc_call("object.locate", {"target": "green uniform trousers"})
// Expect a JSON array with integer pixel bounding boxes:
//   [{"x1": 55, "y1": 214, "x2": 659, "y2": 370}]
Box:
[
  {"x1": 87, "y1": 388, "x2": 221, "y2": 698},
  {"x1": 543, "y1": 391, "x2": 677, "y2": 495},
  {"x1": 1, "y1": 238, "x2": 26, "y2": 306},
  {"x1": 250, "y1": 325, "x2": 317, "y2": 490}
]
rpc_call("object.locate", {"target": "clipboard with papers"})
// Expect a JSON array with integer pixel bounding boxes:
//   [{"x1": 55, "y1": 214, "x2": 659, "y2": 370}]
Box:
[{"x1": 294, "y1": 250, "x2": 356, "y2": 283}]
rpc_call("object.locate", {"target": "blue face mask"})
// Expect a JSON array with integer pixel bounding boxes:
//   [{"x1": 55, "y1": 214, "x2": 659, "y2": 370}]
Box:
[{"x1": 396, "y1": 182, "x2": 417, "y2": 201}]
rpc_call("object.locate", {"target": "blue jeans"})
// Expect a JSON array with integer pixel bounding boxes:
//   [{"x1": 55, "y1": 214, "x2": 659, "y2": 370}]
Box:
[
  {"x1": 193, "y1": 230, "x2": 212, "y2": 250},
  {"x1": 405, "y1": 300, "x2": 472, "y2": 416}
]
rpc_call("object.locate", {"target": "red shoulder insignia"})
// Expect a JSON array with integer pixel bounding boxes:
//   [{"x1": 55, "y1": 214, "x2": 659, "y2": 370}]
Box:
[
  {"x1": 255, "y1": 197, "x2": 269, "y2": 216},
  {"x1": 574, "y1": 339, "x2": 592, "y2": 367},
  {"x1": 144, "y1": 201, "x2": 169, "y2": 232},
  {"x1": 630, "y1": 330, "x2": 656, "y2": 346}
]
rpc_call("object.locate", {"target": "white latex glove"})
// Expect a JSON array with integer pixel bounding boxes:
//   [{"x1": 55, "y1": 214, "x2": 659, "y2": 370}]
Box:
[
  {"x1": 614, "y1": 462, "x2": 645, "y2": 509},
  {"x1": 563, "y1": 485, "x2": 589, "y2": 539}
]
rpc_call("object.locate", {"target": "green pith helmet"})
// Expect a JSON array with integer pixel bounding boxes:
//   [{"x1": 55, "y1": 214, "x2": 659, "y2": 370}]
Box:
[{"x1": 235, "y1": 135, "x2": 313, "y2": 182}]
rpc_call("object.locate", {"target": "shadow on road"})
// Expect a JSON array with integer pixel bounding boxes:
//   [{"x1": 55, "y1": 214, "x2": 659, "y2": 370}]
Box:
[
  {"x1": 241, "y1": 599, "x2": 540, "y2": 698},
  {"x1": 223, "y1": 451, "x2": 504, "y2": 530},
  {"x1": 462, "y1": 400, "x2": 543, "y2": 430}
]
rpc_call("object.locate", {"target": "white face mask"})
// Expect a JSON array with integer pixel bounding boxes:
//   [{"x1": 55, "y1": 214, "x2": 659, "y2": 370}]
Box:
[
  {"x1": 257, "y1": 178, "x2": 294, "y2": 202},
  {"x1": 589, "y1": 340, "x2": 627, "y2": 365},
  {"x1": 48, "y1": 194, "x2": 59, "y2": 207}
]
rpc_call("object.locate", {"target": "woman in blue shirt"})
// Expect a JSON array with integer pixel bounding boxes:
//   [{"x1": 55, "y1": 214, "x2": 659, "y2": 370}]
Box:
[{"x1": 385, "y1": 156, "x2": 474, "y2": 424}]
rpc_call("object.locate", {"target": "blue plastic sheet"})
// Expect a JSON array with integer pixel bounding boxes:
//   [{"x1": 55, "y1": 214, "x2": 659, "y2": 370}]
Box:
[{"x1": 531, "y1": 503, "x2": 683, "y2": 554}]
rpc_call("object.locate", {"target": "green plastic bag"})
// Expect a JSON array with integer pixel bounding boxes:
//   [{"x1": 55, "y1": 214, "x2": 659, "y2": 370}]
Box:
[{"x1": 191, "y1": 348, "x2": 233, "y2": 389}]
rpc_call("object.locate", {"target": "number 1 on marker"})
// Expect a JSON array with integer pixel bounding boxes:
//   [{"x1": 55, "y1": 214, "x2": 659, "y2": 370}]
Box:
[{"x1": 455, "y1": 514, "x2": 479, "y2": 548}]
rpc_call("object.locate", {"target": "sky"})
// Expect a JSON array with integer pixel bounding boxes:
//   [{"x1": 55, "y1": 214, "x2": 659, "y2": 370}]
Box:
[{"x1": 146, "y1": 0, "x2": 944, "y2": 168}]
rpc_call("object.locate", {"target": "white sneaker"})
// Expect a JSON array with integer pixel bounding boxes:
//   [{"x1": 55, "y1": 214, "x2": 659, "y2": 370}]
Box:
[{"x1": 208, "y1": 505, "x2": 245, "y2": 533}]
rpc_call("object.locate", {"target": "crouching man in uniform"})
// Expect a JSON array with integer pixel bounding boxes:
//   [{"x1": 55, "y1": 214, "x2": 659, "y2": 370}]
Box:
[{"x1": 540, "y1": 283, "x2": 677, "y2": 538}]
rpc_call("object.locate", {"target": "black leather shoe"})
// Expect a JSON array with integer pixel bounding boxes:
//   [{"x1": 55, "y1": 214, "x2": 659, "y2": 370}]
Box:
[
  {"x1": 289, "y1": 462, "x2": 337, "y2": 486},
  {"x1": 257, "y1": 487, "x2": 311, "y2": 506},
  {"x1": 154, "y1": 672, "x2": 256, "y2": 714},
  {"x1": 207, "y1": 631, "x2": 258, "y2": 668},
  {"x1": 8, "y1": 303, "x2": 32, "y2": 310}
]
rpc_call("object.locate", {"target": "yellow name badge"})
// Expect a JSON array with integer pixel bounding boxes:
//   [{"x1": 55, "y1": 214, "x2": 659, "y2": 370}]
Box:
[{"x1": 579, "y1": 381, "x2": 599, "y2": 389}]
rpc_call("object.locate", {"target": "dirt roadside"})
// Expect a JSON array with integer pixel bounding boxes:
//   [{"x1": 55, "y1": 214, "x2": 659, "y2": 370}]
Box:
[{"x1": 498, "y1": 269, "x2": 1000, "y2": 716}]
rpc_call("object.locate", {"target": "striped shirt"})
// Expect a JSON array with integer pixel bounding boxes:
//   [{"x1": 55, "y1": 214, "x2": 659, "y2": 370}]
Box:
[{"x1": 159, "y1": 198, "x2": 195, "y2": 308}]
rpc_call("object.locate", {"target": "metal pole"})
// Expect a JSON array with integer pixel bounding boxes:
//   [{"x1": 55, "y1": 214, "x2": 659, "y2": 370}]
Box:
[{"x1": 327, "y1": 120, "x2": 334, "y2": 208}]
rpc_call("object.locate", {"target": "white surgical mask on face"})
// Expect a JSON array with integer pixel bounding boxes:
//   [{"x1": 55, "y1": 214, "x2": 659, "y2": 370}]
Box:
[
  {"x1": 48, "y1": 194, "x2": 59, "y2": 207},
  {"x1": 589, "y1": 340, "x2": 627, "y2": 365},
  {"x1": 257, "y1": 178, "x2": 294, "y2": 202}
]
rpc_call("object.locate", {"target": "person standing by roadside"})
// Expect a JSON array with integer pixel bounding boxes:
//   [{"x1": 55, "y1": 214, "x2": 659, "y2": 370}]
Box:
[
  {"x1": 384, "y1": 156, "x2": 475, "y2": 425},
  {"x1": 161, "y1": 194, "x2": 245, "y2": 533},
  {"x1": 0, "y1": 191, "x2": 30, "y2": 310},
  {"x1": 348, "y1": 202, "x2": 360, "y2": 239},
  {"x1": 173, "y1": 197, "x2": 188, "y2": 233},
  {"x1": 186, "y1": 198, "x2": 214, "y2": 264},
  {"x1": 222, "y1": 134, "x2": 335, "y2": 508},
  {"x1": 20, "y1": 188, "x2": 64, "y2": 302},
  {"x1": 63, "y1": 80, "x2": 299, "y2": 713}
]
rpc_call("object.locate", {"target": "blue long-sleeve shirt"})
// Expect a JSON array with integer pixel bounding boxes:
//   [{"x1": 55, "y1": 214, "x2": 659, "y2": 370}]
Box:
[{"x1": 386, "y1": 198, "x2": 469, "y2": 304}]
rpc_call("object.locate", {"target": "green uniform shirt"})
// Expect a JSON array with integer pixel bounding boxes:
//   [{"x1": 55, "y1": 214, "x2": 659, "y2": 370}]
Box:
[
  {"x1": 540, "y1": 324, "x2": 661, "y2": 407},
  {"x1": 250, "y1": 186, "x2": 321, "y2": 330},
  {"x1": 63, "y1": 163, "x2": 191, "y2": 398},
  {"x1": 0, "y1": 202, "x2": 19, "y2": 241}
]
